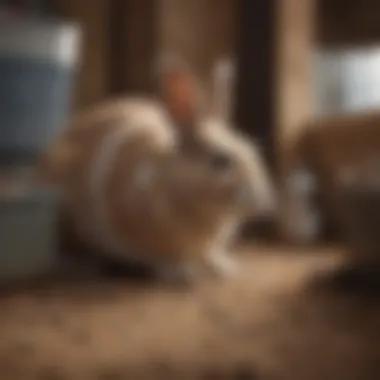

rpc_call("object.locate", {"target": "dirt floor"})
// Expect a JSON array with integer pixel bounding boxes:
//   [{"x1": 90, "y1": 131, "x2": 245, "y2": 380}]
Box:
[{"x1": 0, "y1": 244, "x2": 379, "y2": 380}]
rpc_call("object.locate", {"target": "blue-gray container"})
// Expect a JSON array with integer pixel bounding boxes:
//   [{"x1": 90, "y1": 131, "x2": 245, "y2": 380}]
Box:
[{"x1": 0, "y1": 13, "x2": 81, "y2": 165}]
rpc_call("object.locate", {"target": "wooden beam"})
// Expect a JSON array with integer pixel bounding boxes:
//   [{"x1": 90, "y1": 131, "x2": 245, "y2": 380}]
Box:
[
  {"x1": 108, "y1": 0, "x2": 128, "y2": 95},
  {"x1": 275, "y1": 0, "x2": 316, "y2": 239},
  {"x1": 235, "y1": 0, "x2": 276, "y2": 169},
  {"x1": 318, "y1": 0, "x2": 380, "y2": 47},
  {"x1": 235, "y1": 0, "x2": 316, "y2": 239},
  {"x1": 56, "y1": 0, "x2": 110, "y2": 109},
  {"x1": 108, "y1": 0, "x2": 157, "y2": 95},
  {"x1": 158, "y1": 0, "x2": 237, "y2": 84}
]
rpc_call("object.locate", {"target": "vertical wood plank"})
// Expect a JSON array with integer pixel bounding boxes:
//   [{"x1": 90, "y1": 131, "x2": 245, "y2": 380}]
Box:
[
  {"x1": 57, "y1": 0, "x2": 110, "y2": 109},
  {"x1": 235, "y1": 0, "x2": 276, "y2": 168},
  {"x1": 158, "y1": 0, "x2": 237, "y2": 84},
  {"x1": 108, "y1": 0, "x2": 128, "y2": 95},
  {"x1": 113, "y1": 0, "x2": 157, "y2": 95},
  {"x1": 275, "y1": 0, "x2": 316, "y2": 238}
]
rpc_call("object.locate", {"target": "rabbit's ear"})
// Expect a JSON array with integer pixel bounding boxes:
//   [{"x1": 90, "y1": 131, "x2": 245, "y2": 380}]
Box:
[
  {"x1": 155, "y1": 54, "x2": 204, "y2": 129},
  {"x1": 210, "y1": 58, "x2": 236, "y2": 123}
]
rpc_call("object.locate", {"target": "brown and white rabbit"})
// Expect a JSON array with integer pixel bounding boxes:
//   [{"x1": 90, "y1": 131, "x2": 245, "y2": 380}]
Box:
[
  {"x1": 155, "y1": 55, "x2": 276, "y2": 219},
  {"x1": 40, "y1": 56, "x2": 276, "y2": 282}
]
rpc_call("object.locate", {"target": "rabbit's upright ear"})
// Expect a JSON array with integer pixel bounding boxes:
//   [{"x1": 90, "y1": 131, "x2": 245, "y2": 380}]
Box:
[
  {"x1": 155, "y1": 54, "x2": 204, "y2": 130},
  {"x1": 210, "y1": 58, "x2": 236, "y2": 124}
]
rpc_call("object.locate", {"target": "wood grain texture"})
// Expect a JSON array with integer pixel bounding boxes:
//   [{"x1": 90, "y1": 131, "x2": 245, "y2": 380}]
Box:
[
  {"x1": 318, "y1": 0, "x2": 380, "y2": 46},
  {"x1": 57, "y1": 0, "x2": 110, "y2": 109},
  {"x1": 275, "y1": 0, "x2": 316, "y2": 237},
  {"x1": 158, "y1": 0, "x2": 237, "y2": 86}
]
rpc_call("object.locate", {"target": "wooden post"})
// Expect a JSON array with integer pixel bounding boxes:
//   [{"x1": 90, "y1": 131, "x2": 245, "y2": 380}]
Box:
[
  {"x1": 275, "y1": 0, "x2": 316, "y2": 239},
  {"x1": 235, "y1": 0, "x2": 277, "y2": 169},
  {"x1": 235, "y1": 0, "x2": 316, "y2": 239},
  {"x1": 57, "y1": 0, "x2": 110, "y2": 109},
  {"x1": 158, "y1": 0, "x2": 237, "y2": 84},
  {"x1": 108, "y1": 0, "x2": 157, "y2": 95}
]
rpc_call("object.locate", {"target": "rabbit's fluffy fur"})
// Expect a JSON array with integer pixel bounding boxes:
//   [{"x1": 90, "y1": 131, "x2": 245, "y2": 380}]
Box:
[{"x1": 40, "y1": 59, "x2": 275, "y2": 282}]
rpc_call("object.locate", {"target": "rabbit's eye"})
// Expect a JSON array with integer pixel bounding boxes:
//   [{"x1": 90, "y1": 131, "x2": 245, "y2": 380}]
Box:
[{"x1": 209, "y1": 152, "x2": 234, "y2": 172}]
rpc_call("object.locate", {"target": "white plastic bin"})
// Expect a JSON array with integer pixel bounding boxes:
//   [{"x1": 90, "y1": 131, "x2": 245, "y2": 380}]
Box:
[{"x1": 314, "y1": 46, "x2": 380, "y2": 117}]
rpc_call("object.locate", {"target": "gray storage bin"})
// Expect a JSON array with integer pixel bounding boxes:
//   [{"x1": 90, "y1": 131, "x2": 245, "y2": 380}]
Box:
[
  {"x1": 0, "y1": 179, "x2": 61, "y2": 281},
  {"x1": 0, "y1": 12, "x2": 81, "y2": 165}
]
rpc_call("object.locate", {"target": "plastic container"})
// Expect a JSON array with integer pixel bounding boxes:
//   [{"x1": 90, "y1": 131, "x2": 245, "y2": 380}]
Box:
[
  {"x1": 0, "y1": 11, "x2": 81, "y2": 165},
  {"x1": 0, "y1": 169, "x2": 61, "y2": 281},
  {"x1": 314, "y1": 46, "x2": 380, "y2": 117}
]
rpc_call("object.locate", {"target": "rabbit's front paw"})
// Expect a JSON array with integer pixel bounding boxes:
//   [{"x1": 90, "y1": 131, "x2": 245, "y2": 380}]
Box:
[{"x1": 206, "y1": 251, "x2": 239, "y2": 278}]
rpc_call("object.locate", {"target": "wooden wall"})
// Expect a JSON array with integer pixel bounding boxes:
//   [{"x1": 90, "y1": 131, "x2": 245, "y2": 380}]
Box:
[
  {"x1": 56, "y1": 0, "x2": 237, "y2": 111},
  {"x1": 108, "y1": 0, "x2": 157, "y2": 95},
  {"x1": 276, "y1": 0, "x2": 316, "y2": 239},
  {"x1": 318, "y1": 0, "x2": 380, "y2": 47},
  {"x1": 235, "y1": 0, "x2": 277, "y2": 166},
  {"x1": 56, "y1": 0, "x2": 110, "y2": 109},
  {"x1": 158, "y1": 0, "x2": 237, "y2": 84}
]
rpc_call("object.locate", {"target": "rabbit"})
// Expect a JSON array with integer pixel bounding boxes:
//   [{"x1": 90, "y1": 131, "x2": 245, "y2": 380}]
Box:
[
  {"x1": 155, "y1": 55, "x2": 276, "y2": 220},
  {"x1": 39, "y1": 55, "x2": 276, "y2": 283}
]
